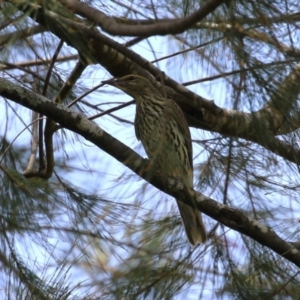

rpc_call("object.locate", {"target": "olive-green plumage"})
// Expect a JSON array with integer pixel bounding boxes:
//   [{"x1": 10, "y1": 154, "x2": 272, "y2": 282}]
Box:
[{"x1": 103, "y1": 75, "x2": 206, "y2": 245}]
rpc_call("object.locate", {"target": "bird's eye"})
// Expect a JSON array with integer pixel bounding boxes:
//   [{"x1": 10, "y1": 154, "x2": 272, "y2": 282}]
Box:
[{"x1": 128, "y1": 76, "x2": 135, "y2": 81}]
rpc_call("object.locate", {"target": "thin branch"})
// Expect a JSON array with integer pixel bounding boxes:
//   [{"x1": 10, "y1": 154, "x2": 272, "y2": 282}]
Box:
[
  {"x1": 23, "y1": 111, "x2": 39, "y2": 174},
  {"x1": 263, "y1": 271, "x2": 300, "y2": 300},
  {"x1": 0, "y1": 61, "x2": 57, "y2": 88},
  {"x1": 38, "y1": 40, "x2": 64, "y2": 171},
  {"x1": 151, "y1": 37, "x2": 223, "y2": 64},
  {"x1": 0, "y1": 54, "x2": 79, "y2": 71},
  {"x1": 67, "y1": 82, "x2": 103, "y2": 108},
  {"x1": 79, "y1": 99, "x2": 134, "y2": 124},
  {"x1": 0, "y1": 116, "x2": 44, "y2": 166},
  {"x1": 88, "y1": 100, "x2": 135, "y2": 121},
  {"x1": 0, "y1": 13, "x2": 24, "y2": 31},
  {"x1": 0, "y1": 25, "x2": 45, "y2": 47},
  {"x1": 182, "y1": 59, "x2": 297, "y2": 86}
]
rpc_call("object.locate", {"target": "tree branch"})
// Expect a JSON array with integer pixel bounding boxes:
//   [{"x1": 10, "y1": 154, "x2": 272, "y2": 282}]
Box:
[
  {"x1": 59, "y1": 0, "x2": 226, "y2": 37},
  {"x1": 0, "y1": 54, "x2": 79, "y2": 71},
  {"x1": 1, "y1": 78, "x2": 300, "y2": 268}
]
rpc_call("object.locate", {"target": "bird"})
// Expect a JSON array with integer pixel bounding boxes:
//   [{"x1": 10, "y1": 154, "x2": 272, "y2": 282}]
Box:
[{"x1": 102, "y1": 74, "x2": 206, "y2": 245}]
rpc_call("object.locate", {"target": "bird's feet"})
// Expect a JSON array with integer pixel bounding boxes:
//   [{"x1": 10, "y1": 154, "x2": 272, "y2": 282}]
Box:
[{"x1": 167, "y1": 176, "x2": 184, "y2": 192}]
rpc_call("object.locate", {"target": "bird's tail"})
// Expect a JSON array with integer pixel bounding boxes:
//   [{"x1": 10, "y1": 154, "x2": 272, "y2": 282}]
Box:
[{"x1": 176, "y1": 200, "x2": 207, "y2": 245}]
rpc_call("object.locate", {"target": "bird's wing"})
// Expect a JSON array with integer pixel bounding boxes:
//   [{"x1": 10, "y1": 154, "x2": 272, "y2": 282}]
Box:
[
  {"x1": 167, "y1": 98, "x2": 193, "y2": 172},
  {"x1": 134, "y1": 110, "x2": 141, "y2": 141}
]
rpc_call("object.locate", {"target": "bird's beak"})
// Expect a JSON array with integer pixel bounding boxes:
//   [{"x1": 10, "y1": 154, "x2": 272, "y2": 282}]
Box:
[{"x1": 102, "y1": 78, "x2": 117, "y2": 86}]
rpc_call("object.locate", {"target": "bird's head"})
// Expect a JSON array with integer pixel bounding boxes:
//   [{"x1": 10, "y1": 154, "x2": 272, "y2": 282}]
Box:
[{"x1": 102, "y1": 75, "x2": 159, "y2": 99}]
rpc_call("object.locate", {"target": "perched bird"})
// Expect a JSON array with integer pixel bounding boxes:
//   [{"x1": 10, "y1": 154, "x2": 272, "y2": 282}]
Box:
[{"x1": 102, "y1": 74, "x2": 206, "y2": 245}]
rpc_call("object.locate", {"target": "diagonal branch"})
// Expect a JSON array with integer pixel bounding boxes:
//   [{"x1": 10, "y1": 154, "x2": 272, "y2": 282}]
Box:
[{"x1": 1, "y1": 78, "x2": 300, "y2": 268}]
